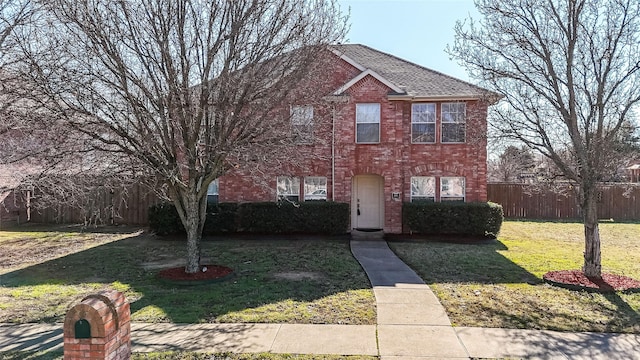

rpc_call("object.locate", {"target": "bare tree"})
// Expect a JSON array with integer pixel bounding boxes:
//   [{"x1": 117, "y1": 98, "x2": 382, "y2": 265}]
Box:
[
  {"x1": 489, "y1": 145, "x2": 536, "y2": 182},
  {"x1": 0, "y1": 0, "x2": 38, "y2": 139},
  {"x1": 450, "y1": 0, "x2": 640, "y2": 278},
  {"x1": 17, "y1": 0, "x2": 346, "y2": 273},
  {"x1": 0, "y1": 0, "x2": 35, "y2": 75}
]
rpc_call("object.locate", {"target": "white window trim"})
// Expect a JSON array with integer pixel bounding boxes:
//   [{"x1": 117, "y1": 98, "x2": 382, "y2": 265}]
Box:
[
  {"x1": 441, "y1": 102, "x2": 467, "y2": 144},
  {"x1": 411, "y1": 103, "x2": 436, "y2": 144},
  {"x1": 276, "y1": 176, "x2": 300, "y2": 201},
  {"x1": 410, "y1": 176, "x2": 436, "y2": 202},
  {"x1": 207, "y1": 179, "x2": 219, "y2": 195},
  {"x1": 207, "y1": 179, "x2": 219, "y2": 203},
  {"x1": 440, "y1": 177, "x2": 465, "y2": 202},
  {"x1": 355, "y1": 103, "x2": 381, "y2": 144},
  {"x1": 304, "y1": 176, "x2": 328, "y2": 201}
]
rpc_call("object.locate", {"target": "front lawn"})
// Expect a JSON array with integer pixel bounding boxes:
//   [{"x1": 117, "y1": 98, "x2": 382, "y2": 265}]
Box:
[
  {"x1": 0, "y1": 226, "x2": 375, "y2": 325},
  {"x1": 389, "y1": 220, "x2": 640, "y2": 333}
]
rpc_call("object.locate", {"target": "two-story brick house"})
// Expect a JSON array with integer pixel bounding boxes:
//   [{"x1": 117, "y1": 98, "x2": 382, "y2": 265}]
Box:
[{"x1": 211, "y1": 44, "x2": 497, "y2": 234}]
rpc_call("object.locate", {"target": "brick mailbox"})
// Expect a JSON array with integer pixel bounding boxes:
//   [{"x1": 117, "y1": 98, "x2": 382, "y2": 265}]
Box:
[{"x1": 63, "y1": 290, "x2": 131, "y2": 359}]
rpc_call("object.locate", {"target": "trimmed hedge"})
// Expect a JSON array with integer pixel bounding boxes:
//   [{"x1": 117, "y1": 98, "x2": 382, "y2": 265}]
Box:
[
  {"x1": 203, "y1": 203, "x2": 239, "y2": 234},
  {"x1": 148, "y1": 201, "x2": 349, "y2": 235},
  {"x1": 403, "y1": 201, "x2": 504, "y2": 238},
  {"x1": 148, "y1": 202, "x2": 184, "y2": 235},
  {"x1": 237, "y1": 201, "x2": 349, "y2": 234}
]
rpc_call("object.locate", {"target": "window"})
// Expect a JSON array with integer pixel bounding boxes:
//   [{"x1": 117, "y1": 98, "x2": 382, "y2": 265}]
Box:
[
  {"x1": 356, "y1": 103, "x2": 380, "y2": 143},
  {"x1": 304, "y1": 176, "x2": 327, "y2": 201},
  {"x1": 291, "y1": 105, "x2": 314, "y2": 143},
  {"x1": 277, "y1": 176, "x2": 300, "y2": 202},
  {"x1": 207, "y1": 179, "x2": 219, "y2": 204},
  {"x1": 440, "y1": 177, "x2": 465, "y2": 202},
  {"x1": 441, "y1": 103, "x2": 466, "y2": 143},
  {"x1": 411, "y1": 103, "x2": 436, "y2": 143},
  {"x1": 410, "y1": 176, "x2": 435, "y2": 202}
]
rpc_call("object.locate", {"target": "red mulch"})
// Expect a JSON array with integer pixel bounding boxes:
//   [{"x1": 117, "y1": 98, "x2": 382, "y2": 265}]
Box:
[
  {"x1": 543, "y1": 270, "x2": 640, "y2": 293},
  {"x1": 158, "y1": 265, "x2": 233, "y2": 281}
]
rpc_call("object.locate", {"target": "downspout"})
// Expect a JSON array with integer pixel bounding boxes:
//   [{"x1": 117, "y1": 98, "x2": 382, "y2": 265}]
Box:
[{"x1": 332, "y1": 104, "x2": 336, "y2": 201}]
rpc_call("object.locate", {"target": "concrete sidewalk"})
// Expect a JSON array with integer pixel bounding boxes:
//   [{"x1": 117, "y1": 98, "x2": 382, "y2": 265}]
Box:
[
  {"x1": 1, "y1": 238, "x2": 639, "y2": 359},
  {"x1": 2, "y1": 322, "x2": 639, "y2": 359}
]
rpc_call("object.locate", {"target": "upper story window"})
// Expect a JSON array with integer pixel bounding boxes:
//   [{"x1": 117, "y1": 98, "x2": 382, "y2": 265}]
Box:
[
  {"x1": 277, "y1": 176, "x2": 300, "y2": 202},
  {"x1": 411, "y1": 103, "x2": 436, "y2": 143},
  {"x1": 411, "y1": 176, "x2": 435, "y2": 202},
  {"x1": 441, "y1": 103, "x2": 466, "y2": 143},
  {"x1": 441, "y1": 177, "x2": 465, "y2": 202},
  {"x1": 291, "y1": 105, "x2": 314, "y2": 144},
  {"x1": 207, "y1": 179, "x2": 219, "y2": 204},
  {"x1": 356, "y1": 103, "x2": 380, "y2": 143}
]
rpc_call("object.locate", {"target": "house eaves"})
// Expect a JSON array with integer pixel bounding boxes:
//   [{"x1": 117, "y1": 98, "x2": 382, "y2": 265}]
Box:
[
  {"x1": 330, "y1": 44, "x2": 502, "y2": 102},
  {"x1": 387, "y1": 94, "x2": 489, "y2": 102},
  {"x1": 332, "y1": 69, "x2": 405, "y2": 96}
]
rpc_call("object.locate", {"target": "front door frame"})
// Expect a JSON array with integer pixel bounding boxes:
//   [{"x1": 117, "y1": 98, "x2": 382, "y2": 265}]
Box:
[{"x1": 352, "y1": 174, "x2": 384, "y2": 230}]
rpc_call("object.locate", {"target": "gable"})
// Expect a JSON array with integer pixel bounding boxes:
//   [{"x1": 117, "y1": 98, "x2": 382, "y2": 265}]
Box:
[
  {"x1": 329, "y1": 44, "x2": 500, "y2": 102},
  {"x1": 333, "y1": 69, "x2": 404, "y2": 96}
]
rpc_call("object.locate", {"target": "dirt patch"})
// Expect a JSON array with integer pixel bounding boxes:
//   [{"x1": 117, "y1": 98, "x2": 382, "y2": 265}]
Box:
[{"x1": 272, "y1": 271, "x2": 326, "y2": 281}]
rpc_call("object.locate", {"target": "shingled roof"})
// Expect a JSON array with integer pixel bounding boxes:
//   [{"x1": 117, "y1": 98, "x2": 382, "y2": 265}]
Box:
[{"x1": 330, "y1": 43, "x2": 497, "y2": 101}]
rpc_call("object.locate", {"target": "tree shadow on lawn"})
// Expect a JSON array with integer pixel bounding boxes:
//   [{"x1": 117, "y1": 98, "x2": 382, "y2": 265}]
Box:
[
  {"x1": 388, "y1": 237, "x2": 640, "y2": 333},
  {"x1": 0, "y1": 231, "x2": 374, "y2": 325},
  {"x1": 387, "y1": 238, "x2": 541, "y2": 285},
  {"x1": 462, "y1": 286, "x2": 640, "y2": 332}
]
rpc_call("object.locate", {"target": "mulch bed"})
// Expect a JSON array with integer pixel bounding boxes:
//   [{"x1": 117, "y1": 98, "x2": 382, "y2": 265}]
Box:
[
  {"x1": 157, "y1": 265, "x2": 234, "y2": 285},
  {"x1": 543, "y1": 270, "x2": 640, "y2": 293}
]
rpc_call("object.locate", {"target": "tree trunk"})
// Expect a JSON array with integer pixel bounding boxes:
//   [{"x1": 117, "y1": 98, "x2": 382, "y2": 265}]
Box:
[
  {"x1": 173, "y1": 189, "x2": 208, "y2": 274},
  {"x1": 582, "y1": 188, "x2": 602, "y2": 278},
  {"x1": 184, "y1": 205, "x2": 202, "y2": 274}
]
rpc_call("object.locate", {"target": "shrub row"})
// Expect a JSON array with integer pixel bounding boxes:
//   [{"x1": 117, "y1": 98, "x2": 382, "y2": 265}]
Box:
[
  {"x1": 403, "y1": 201, "x2": 504, "y2": 238},
  {"x1": 149, "y1": 201, "x2": 350, "y2": 235}
]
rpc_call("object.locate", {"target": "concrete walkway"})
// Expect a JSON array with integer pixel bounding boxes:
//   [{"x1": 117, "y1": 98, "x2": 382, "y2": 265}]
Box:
[
  {"x1": 351, "y1": 239, "x2": 468, "y2": 359},
  {"x1": 1, "y1": 238, "x2": 640, "y2": 359}
]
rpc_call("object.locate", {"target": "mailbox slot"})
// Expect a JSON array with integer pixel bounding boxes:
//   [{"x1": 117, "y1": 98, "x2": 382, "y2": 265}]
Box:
[{"x1": 74, "y1": 319, "x2": 91, "y2": 339}]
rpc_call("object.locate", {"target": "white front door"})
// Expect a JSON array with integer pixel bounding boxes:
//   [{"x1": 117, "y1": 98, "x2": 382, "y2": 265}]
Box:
[{"x1": 353, "y1": 175, "x2": 384, "y2": 230}]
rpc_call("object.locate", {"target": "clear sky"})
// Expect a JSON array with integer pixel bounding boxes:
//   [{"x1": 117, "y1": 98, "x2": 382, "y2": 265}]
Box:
[{"x1": 337, "y1": 0, "x2": 479, "y2": 82}]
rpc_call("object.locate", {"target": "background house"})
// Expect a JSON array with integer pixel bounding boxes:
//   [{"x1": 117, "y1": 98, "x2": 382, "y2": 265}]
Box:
[
  {"x1": 627, "y1": 163, "x2": 640, "y2": 183},
  {"x1": 216, "y1": 44, "x2": 497, "y2": 233}
]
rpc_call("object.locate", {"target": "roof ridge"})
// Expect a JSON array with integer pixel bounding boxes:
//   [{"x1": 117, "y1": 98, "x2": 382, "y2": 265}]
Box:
[{"x1": 347, "y1": 43, "x2": 491, "y2": 94}]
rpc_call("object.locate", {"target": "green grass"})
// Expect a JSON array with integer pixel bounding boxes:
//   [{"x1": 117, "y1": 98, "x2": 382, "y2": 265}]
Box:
[
  {"x1": 4, "y1": 221, "x2": 639, "y2": 334},
  {"x1": 0, "y1": 227, "x2": 375, "y2": 325},
  {"x1": 389, "y1": 220, "x2": 640, "y2": 333},
  {"x1": 0, "y1": 351, "x2": 378, "y2": 360}
]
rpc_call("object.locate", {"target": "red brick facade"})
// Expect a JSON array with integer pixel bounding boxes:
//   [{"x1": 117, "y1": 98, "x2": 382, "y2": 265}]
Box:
[{"x1": 217, "y1": 48, "x2": 490, "y2": 234}]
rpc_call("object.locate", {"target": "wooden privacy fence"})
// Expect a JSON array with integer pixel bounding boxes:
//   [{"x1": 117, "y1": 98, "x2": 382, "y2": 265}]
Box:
[
  {"x1": 29, "y1": 182, "x2": 162, "y2": 225},
  {"x1": 6, "y1": 182, "x2": 640, "y2": 226},
  {"x1": 488, "y1": 183, "x2": 640, "y2": 220}
]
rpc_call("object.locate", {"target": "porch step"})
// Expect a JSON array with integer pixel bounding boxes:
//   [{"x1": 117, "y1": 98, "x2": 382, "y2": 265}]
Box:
[{"x1": 351, "y1": 229, "x2": 385, "y2": 240}]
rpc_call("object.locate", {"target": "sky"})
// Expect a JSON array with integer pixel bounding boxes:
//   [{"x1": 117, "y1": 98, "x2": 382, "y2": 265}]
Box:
[{"x1": 337, "y1": 0, "x2": 480, "y2": 82}]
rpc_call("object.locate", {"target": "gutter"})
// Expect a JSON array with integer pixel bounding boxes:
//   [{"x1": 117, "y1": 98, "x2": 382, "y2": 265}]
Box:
[
  {"x1": 387, "y1": 93, "x2": 503, "y2": 104},
  {"x1": 387, "y1": 95, "x2": 483, "y2": 101}
]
